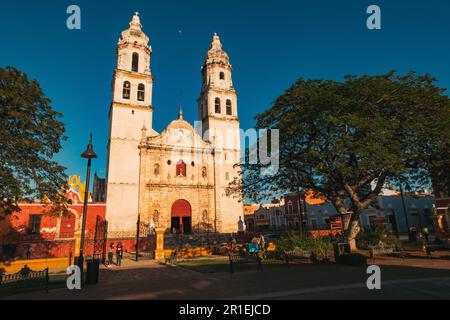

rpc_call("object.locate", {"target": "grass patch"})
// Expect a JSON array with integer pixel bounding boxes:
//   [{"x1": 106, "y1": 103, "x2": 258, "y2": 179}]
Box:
[{"x1": 176, "y1": 257, "x2": 285, "y2": 273}]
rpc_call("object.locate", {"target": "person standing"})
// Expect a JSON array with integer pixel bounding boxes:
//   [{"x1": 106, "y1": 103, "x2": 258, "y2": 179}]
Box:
[
  {"x1": 26, "y1": 245, "x2": 32, "y2": 260},
  {"x1": 422, "y1": 227, "x2": 430, "y2": 242},
  {"x1": 116, "y1": 242, "x2": 123, "y2": 267},
  {"x1": 108, "y1": 242, "x2": 115, "y2": 266}
]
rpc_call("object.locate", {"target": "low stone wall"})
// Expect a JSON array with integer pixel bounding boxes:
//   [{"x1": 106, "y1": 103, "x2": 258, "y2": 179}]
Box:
[
  {"x1": 0, "y1": 257, "x2": 71, "y2": 274},
  {"x1": 163, "y1": 247, "x2": 212, "y2": 258}
]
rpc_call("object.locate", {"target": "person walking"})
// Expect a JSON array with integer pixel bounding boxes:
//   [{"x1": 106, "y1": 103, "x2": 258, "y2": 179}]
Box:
[
  {"x1": 116, "y1": 242, "x2": 123, "y2": 267},
  {"x1": 107, "y1": 242, "x2": 115, "y2": 266}
]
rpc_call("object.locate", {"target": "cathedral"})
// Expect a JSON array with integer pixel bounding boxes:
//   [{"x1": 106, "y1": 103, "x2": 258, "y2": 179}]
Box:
[{"x1": 105, "y1": 13, "x2": 243, "y2": 238}]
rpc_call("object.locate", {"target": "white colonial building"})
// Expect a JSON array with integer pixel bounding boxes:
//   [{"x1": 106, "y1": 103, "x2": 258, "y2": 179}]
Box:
[{"x1": 105, "y1": 13, "x2": 243, "y2": 237}]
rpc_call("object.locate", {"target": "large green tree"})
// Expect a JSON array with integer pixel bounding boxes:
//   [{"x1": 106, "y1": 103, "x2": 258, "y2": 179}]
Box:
[
  {"x1": 231, "y1": 71, "x2": 450, "y2": 251},
  {"x1": 0, "y1": 67, "x2": 68, "y2": 216}
]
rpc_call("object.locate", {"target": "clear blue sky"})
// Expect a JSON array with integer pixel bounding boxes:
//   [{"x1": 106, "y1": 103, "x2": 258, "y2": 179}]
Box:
[{"x1": 1, "y1": 0, "x2": 449, "y2": 186}]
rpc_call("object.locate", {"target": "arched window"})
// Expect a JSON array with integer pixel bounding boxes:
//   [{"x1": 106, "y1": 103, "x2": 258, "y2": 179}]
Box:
[
  {"x1": 226, "y1": 99, "x2": 232, "y2": 115},
  {"x1": 215, "y1": 98, "x2": 221, "y2": 114},
  {"x1": 176, "y1": 160, "x2": 186, "y2": 177},
  {"x1": 122, "y1": 81, "x2": 131, "y2": 99},
  {"x1": 201, "y1": 167, "x2": 207, "y2": 178},
  {"x1": 137, "y1": 83, "x2": 145, "y2": 101},
  {"x1": 132, "y1": 52, "x2": 139, "y2": 72},
  {"x1": 154, "y1": 163, "x2": 160, "y2": 176},
  {"x1": 219, "y1": 72, "x2": 225, "y2": 80}
]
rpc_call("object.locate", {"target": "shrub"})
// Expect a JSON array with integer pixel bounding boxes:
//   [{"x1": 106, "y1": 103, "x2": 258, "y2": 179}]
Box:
[
  {"x1": 276, "y1": 232, "x2": 333, "y2": 260},
  {"x1": 356, "y1": 226, "x2": 402, "y2": 250}
]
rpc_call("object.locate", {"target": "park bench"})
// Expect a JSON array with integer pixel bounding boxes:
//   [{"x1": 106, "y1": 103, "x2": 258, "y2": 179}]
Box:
[
  {"x1": 283, "y1": 248, "x2": 312, "y2": 264},
  {"x1": 165, "y1": 250, "x2": 178, "y2": 264},
  {"x1": 369, "y1": 243, "x2": 406, "y2": 261},
  {"x1": 228, "y1": 252, "x2": 262, "y2": 273},
  {"x1": 0, "y1": 266, "x2": 49, "y2": 293},
  {"x1": 424, "y1": 243, "x2": 450, "y2": 259}
]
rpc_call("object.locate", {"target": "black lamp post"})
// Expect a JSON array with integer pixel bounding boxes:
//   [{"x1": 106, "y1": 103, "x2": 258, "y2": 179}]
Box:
[
  {"x1": 78, "y1": 133, "x2": 97, "y2": 285},
  {"x1": 399, "y1": 182, "x2": 410, "y2": 237}
]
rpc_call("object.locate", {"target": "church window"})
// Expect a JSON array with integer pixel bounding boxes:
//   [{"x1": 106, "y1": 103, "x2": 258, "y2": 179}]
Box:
[
  {"x1": 191, "y1": 161, "x2": 195, "y2": 167},
  {"x1": 137, "y1": 83, "x2": 145, "y2": 101},
  {"x1": 219, "y1": 72, "x2": 225, "y2": 80},
  {"x1": 123, "y1": 81, "x2": 131, "y2": 99},
  {"x1": 29, "y1": 215, "x2": 42, "y2": 234},
  {"x1": 215, "y1": 98, "x2": 221, "y2": 114},
  {"x1": 202, "y1": 167, "x2": 207, "y2": 178},
  {"x1": 132, "y1": 52, "x2": 139, "y2": 72},
  {"x1": 176, "y1": 160, "x2": 186, "y2": 177},
  {"x1": 167, "y1": 160, "x2": 172, "y2": 165},
  {"x1": 154, "y1": 163, "x2": 160, "y2": 176},
  {"x1": 226, "y1": 100, "x2": 232, "y2": 115}
]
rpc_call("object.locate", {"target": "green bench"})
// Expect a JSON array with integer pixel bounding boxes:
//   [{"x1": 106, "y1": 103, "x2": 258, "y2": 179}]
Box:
[
  {"x1": 0, "y1": 266, "x2": 49, "y2": 293},
  {"x1": 369, "y1": 243, "x2": 406, "y2": 261},
  {"x1": 228, "y1": 253, "x2": 262, "y2": 273},
  {"x1": 283, "y1": 248, "x2": 312, "y2": 264}
]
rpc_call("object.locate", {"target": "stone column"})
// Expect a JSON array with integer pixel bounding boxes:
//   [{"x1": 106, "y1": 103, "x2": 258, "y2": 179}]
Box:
[
  {"x1": 74, "y1": 230, "x2": 82, "y2": 256},
  {"x1": 154, "y1": 228, "x2": 165, "y2": 260}
]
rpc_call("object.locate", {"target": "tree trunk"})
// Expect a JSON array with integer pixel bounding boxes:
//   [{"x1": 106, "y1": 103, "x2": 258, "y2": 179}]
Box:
[{"x1": 343, "y1": 211, "x2": 361, "y2": 252}]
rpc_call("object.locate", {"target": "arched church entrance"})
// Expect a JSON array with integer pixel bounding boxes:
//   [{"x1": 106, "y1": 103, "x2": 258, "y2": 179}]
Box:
[{"x1": 171, "y1": 199, "x2": 192, "y2": 234}]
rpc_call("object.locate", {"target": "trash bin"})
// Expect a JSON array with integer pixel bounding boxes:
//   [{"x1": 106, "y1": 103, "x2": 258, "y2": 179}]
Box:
[
  {"x1": 333, "y1": 242, "x2": 351, "y2": 264},
  {"x1": 85, "y1": 259, "x2": 100, "y2": 285},
  {"x1": 408, "y1": 228, "x2": 417, "y2": 241}
]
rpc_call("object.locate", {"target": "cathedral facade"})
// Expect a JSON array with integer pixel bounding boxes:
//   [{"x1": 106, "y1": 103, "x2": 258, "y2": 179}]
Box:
[{"x1": 105, "y1": 13, "x2": 243, "y2": 238}]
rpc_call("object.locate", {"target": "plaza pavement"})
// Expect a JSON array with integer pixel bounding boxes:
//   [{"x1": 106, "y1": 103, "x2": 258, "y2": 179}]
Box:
[{"x1": 3, "y1": 251, "x2": 450, "y2": 300}]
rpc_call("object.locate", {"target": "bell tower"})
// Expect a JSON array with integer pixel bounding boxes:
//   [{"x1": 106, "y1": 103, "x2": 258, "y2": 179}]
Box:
[
  {"x1": 106, "y1": 13, "x2": 154, "y2": 237},
  {"x1": 198, "y1": 33, "x2": 243, "y2": 232}
]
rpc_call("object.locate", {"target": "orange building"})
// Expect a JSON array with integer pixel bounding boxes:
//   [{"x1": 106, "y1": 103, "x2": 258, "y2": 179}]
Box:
[{"x1": 0, "y1": 188, "x2": 107, "y2": 260}]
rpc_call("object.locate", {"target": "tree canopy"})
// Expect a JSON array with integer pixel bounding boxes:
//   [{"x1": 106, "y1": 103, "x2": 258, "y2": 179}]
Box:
[
  {"x1": 0, "y1": 67, "x2": 68, "y2": 216},
  {"x1": 231, "y1": 71, "x2": 450, "y2": 249}
]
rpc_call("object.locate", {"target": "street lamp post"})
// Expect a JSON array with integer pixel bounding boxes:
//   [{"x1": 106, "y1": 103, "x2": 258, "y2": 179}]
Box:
[
  {"x1": 399, "y1": 182, "x2": 410, "y2": 237},
  {"x1": 78, "y1": 133, "x2": 97, "y2": 286},
  {"x1": 136, "y1": 214, "x2": 140, "y2": 262}
]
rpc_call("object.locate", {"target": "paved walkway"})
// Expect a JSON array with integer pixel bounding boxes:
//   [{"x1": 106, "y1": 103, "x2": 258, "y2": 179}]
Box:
[{"x1": 3, "y1": 252, "x2": 450, "y2": 300}]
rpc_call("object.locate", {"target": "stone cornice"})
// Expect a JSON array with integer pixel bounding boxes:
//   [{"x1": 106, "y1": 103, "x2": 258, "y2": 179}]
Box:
[
  {"x1": 114, "y1": 69, "x2": 154, "y2": 80},
  {"x1": 110, "y1": 102, "x2": 153, "y2": 112},
  {"x1": 200, "y1": 86, "x2": 237, "y2": 97},
  {"x1": 139, "y1": 144, "x2": 214, "y2": 154},
  {"x1": 202, "y1": 115, "x2": 240, "y2": 123},
  {"x1": 145, "y1": 183, "x2": 215, "y2": 190}
]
